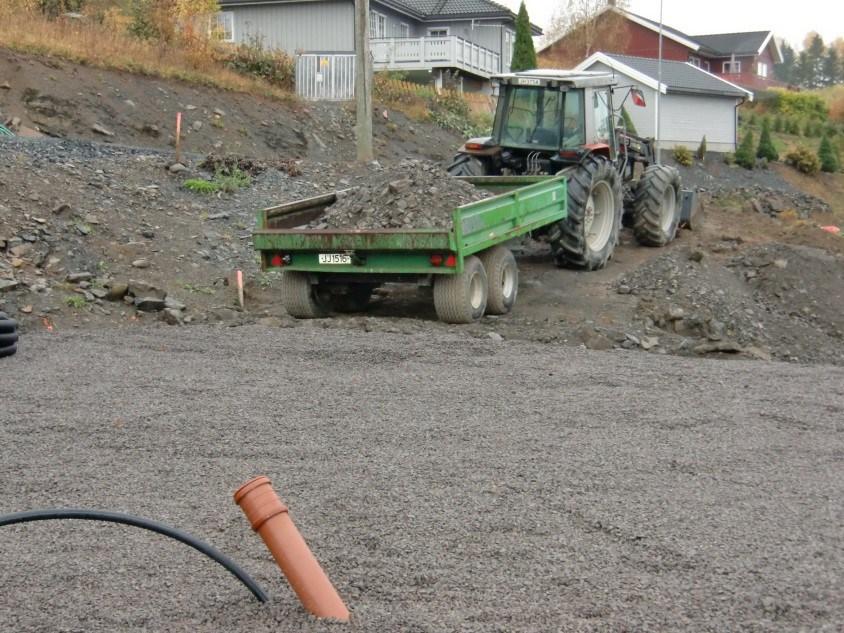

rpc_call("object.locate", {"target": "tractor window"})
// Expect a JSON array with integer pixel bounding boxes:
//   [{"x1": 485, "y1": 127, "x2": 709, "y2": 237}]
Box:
[
  {"x1": 562, "y1": 90, "x2": 585, "y2": 149},
  {"x1": 593, "y1": 89, "x2": 612, "y2": 144},
  {"x1": 497, "y1": 87, "x2": 562, "y2": 149}
]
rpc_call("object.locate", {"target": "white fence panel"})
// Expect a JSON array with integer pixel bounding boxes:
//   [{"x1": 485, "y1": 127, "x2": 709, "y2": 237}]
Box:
[{"x1": 296, "y1": 54, "x2": 356, "y2": 101}]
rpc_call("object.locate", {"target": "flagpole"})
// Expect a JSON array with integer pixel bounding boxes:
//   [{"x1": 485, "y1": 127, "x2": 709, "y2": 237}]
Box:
[{"x1": 656, "y1": 0, "x2": 663, "y2": 164}]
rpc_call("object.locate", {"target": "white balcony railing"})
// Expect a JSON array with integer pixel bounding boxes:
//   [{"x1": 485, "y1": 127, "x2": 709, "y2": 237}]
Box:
[{"x1": 371, "y1": 36, "x2": 502, "y2": 77}]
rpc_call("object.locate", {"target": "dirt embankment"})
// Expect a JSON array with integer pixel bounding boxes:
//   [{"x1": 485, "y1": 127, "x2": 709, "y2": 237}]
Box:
[{"x1": 0, "y1": 48, "x2": 462, "y2": 164}]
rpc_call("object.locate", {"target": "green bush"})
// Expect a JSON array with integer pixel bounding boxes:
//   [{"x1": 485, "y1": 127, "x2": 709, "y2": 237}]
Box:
[
  {"x1": 757, "y1": 118, "x2": 779, "y2": 162},
  {"x1": 803, "y1": 119, "x2": 814, "y2": 137},
  {"x1": 748, "y1": 113, "x2": 758, "y2": 127},
  {"x1": 735, "y1": 131, "x2": 756, "y2": 169},
  {"x1": 787, "y1": 119, "x2": 801, "y2": 135},
  {"x1": 773, "y1": 116, "x2": 783, "y2": 133},
  {"x1": 216, "y1": 36, "x2": 294, "y2": 90},
  {"x1": 696, "y1": 135, "x2": 707, "y2": 160},
  {"x1": 785, "y1": 146, "x2": 821, "y2": 175},
  {"x1": 723, "y1": 152, "x2": 736, "y2": 166},
  {"x1": 818, "y1": 135, "x2": 840, "y2": 172},
  {"x1": 673, "y1": 145, "x2": 693, "y2": 166},
  {"x1": 764, "y1": 89, "x2": 829, "y2": 120},
  {"x1": 184, "y1": 179, "x2": 220, "y2": 194},
  {"x1": 184, "y1": 168, "x2": 251, "y2": 194}
]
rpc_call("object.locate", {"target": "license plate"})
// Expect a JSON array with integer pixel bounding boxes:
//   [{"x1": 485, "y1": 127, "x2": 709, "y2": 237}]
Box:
[{"x1": 318, "y1": 253, "x2": 351, "y2": 265}]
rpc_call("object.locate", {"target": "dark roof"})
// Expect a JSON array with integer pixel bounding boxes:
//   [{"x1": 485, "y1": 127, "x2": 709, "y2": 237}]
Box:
[
  {"x1": 693, "y1": 31, "x2": 771, "y2": 57},
  {"x1": 220, "y1": 0, "x2": 541, "y2": 31},
  {"x1": 605, "y1": 53, "x2": 750, "y2": 98}
]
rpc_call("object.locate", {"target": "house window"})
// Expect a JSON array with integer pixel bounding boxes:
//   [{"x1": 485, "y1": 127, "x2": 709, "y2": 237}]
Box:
[
  {"x1": 428, "y1": 28, "x2": 449, "y2": 38},
  {"x1": 722, "y1": 60, "x2": 741, "y2": 74},
  {"x1": 758, "y1": 62, "x2": 768, "y2": 78},
  {"x1": 370, "y1": 11, "x2": 387, "y2": 38},
  {"x1": 688, "y1": 55, "x2": 700, "y2": 67},
  {"x1": 215, "y1": 11, "x2": 234, "y2": 42},
  {"x1": 703, "y1": 60, "x2": 711, "y2": 72},
  {"x1": 399, "y1": 23, "x2": 410, "y2": 38}
]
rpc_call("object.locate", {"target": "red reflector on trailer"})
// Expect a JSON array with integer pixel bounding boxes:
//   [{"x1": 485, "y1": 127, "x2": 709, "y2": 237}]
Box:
[
  {"x1": 466, "y1": 143, "x2": 485, "y2": 151},
  {"x1": 270, "y1": 254, "x2": 284, "y2": 267},
  {"x1": 445, "y1": 254, "x2": 457, "y2": 268},
  {"x1": 430, "y1": 254, "x2": 444, "y2": 266}
]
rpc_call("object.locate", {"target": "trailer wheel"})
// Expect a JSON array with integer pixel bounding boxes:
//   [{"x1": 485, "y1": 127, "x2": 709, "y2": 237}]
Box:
[
  {"x1": 280, "y1": 272, "x2": 330, "y2": 319},
  {"x1": 548, "y1": 155, "x2": 622, "y2": 270},
  {"x1": 632, "y1": 165, "x2": 682, "y2": 246},
  {"x1": 0, "y1": 312, "x2": 17, "y2": 358},
  {"x1": 478, "y1": 246, "x2": 518, "y2": 315},
  {"x1": 332, "y1": 284, "x2": 374, "y2": 313},
  {"x1": 433, "y1": 256, "x2": 488, "y2": 324},
  {"x1": 447, "y1": 153, "x2": 487, "y2": 177}
]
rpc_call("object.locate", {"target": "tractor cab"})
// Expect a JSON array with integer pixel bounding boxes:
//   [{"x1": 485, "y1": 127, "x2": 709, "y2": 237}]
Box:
[{"x1": 450, "y1": 70, "x2": 649, "y2": 177}]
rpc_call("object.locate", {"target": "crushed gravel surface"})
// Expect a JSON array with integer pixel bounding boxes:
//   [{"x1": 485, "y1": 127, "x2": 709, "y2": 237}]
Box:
[
  {"x1": 309, "y1": 161, "x2": 490, "y2": 229},
  {"x1": 1, "y1": 326, "x2": 842, "y2": 632}
]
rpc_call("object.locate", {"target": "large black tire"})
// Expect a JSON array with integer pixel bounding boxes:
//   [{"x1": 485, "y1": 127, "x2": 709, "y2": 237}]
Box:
[
  {"x1": 433, "y1": 256, "x2": 488, "y2": 324},
  {"x1": 280, "y1": 271, "x2": 330, "y2": 319},
  {"x1": 548, "y1": 155, "x2": 622, "y2": 270},
  {"x1": 331, "y1": 284, "x2": 374, "y2": 313},
  {"x1": 632, "y1": 165, "x2": 682, "y2": 246},
  {"x1": 478, "y1": 246, "x2": 518, "y2": 315},
  {"x1": 0, "y1": 312, "x2": 17, "y2": 358},
  {"x1": 447, "y1": 153, "x2": 487, "y2": 177}
]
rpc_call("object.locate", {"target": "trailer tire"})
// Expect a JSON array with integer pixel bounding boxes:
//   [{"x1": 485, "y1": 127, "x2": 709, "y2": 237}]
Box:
[
  {"x1": 447, "y1": 153, "x2": 487, "y2": 177},
  {"x1": 632, "y1": 165, "x2": 682, "y2": 246},
  {"x1": 331, "y1": 284, "x2": 374, "y2": 313},
  {"x1": 478, "y1": 246, "x2": 518, "y2": 315},
  {"x1": 0, "y1": 312, "x2": 17, "y2": 358},
  {"x1": 280, "y1": 272, "x2": 330, "y2": 319},
  {"x1": 433, "y1": 256, "x2": 488, "y2": 324},
  {"x1": 549, "y1": 155, "x2": 622, "y2": 270}
]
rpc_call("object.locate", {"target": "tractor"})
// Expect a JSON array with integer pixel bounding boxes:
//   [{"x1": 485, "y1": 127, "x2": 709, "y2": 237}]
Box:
[{"x1": 447, "y1": 70, "x2": 685, "y2": 270}]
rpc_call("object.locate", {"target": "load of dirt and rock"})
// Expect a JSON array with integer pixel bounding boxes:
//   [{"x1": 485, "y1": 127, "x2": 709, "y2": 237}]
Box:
[{"x1": 308, "y1": 160, "x2": 491, "y2": 230}]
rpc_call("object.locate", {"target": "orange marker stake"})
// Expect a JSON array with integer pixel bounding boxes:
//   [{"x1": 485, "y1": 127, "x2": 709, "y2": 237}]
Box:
[
  {"x1": 234, "y1": 476, "x2": 349, "y2": 622},
  {"x1": 175, "y1": 112, "x2": 182, "y2": 165},
  {"x1": 236, "y1": 269, "x2": 244, "y2": 308}
]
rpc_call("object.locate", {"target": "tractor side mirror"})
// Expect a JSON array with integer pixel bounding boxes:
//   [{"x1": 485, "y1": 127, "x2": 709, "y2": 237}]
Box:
[{"x1": 630, "y1": 88, "x2": 646, "y2": 107}]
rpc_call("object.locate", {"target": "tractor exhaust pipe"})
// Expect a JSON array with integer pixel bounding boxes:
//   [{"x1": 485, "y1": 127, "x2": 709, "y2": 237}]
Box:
[{"x1": 234, "y1": 476, "x2": 349, "y2": 622}]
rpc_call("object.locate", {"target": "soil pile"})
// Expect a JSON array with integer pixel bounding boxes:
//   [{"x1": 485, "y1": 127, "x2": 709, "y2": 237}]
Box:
[
  {"x1": 309, "y1": 160, "x2": 490, "y2": 230},
  {"x1": 617, "y1": 243, "x2": 844, "y2": 365}
]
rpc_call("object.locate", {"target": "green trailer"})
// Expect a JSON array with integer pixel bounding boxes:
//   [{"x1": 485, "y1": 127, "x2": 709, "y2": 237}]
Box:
[{"x1": 253, "y1": 175, "x2": 567, "y2": 323}]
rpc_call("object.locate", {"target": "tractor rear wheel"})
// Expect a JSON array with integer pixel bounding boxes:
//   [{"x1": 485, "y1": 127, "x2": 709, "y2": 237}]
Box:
[
  {"x1": 446, "y1": 154, "x2": 487, "y2": 177},
  {"x1": 549, "y1": 156, "x2": 622, "y2": 270},
  {"x1": 632, "y1": 165, "x2": 682, "y2": 246}
]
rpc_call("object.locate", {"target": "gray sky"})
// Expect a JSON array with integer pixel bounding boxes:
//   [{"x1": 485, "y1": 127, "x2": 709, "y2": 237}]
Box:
[{"x1": 499, "y1": 0, "x2": 843, "y2": 50}]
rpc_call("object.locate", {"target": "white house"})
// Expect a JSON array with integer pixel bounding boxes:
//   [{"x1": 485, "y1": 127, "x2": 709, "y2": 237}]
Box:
[{"x1": 575, "y1": 52, "x2": 754, "y2": 153}]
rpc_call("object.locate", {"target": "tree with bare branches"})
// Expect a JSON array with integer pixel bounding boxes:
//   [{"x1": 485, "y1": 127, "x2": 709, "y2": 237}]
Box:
[{"x1": 539, "y1": 0, "x2": 630, "y2": 69}]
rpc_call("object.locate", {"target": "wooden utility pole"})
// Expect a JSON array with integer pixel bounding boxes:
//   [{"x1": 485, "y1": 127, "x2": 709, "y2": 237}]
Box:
[{"x1": 354, "y1": 0, "x2": 374, "y2": 162}]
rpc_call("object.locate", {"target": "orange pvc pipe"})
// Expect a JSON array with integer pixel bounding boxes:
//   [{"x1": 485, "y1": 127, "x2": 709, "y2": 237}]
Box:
[{"x1": 234, "y1": 476, "x2": 350, "y2": 622}]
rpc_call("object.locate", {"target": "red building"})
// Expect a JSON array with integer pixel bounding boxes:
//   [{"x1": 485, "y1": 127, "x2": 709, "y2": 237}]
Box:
[{"x1": 538, "y1": 8, "x2": 785, "y2": 92}]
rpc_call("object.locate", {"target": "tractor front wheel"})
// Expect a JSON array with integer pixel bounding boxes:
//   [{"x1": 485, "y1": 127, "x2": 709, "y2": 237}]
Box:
[
  {"x1": 632, "y1": 165, "x2": 682, "y2": 246},
  {"x1": 447, "y1": 153, "x2": 488, "y2": 177}
]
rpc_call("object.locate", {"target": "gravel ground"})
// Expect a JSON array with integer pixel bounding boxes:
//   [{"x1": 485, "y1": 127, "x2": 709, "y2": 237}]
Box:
[{"x1": 1, "y1": 326, "x2": 842, "y2": 632}]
